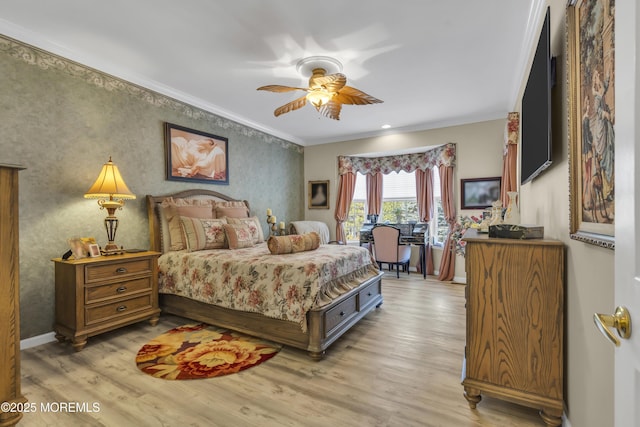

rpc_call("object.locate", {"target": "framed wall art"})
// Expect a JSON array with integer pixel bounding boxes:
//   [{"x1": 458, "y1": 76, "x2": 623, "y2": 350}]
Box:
[
  {"x1": 308, "y1": 180, "x2": 329, "y2": 209},
  {"x1": 567, "y1": 0, "x2": 615, "y2": 249},
  {"x1": 165, "y1": 122, "x2": 229, "y2": 185},
  {"x1": 460, "y1": 177, "x2": 501, "y2": 210}
]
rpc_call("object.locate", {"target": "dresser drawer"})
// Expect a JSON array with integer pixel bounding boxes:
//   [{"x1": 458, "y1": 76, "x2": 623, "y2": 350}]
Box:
[
  {"x1": 85, "y1": 294, "x2": 153, "y2": 325},
  {"x1": 325, "y1": 295, "x2": 357, "y2": 335},
  {"x1": 358, "y1": 281, "x2": 381, "y2": 309},
  {"x1": 85, "y1": 277, "x2": 153, "y2": 304},
  {"x1": 85, "y1": 258, "x2": 153, "y2": 284}
]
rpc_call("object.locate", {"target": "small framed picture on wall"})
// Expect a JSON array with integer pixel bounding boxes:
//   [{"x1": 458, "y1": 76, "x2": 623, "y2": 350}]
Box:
[
  {"x1": 308, "y1": 180, "x2": 329, "y2": 209},
  {"x1": 460, "y1": 177, "x2": 502, "y2": 209}
]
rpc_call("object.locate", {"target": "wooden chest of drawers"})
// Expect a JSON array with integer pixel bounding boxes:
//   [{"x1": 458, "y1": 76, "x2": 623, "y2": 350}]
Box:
[
  {"x1": 461, "y1": 230, "x2": 564, "y2": 427},
  {"x1": 53, "y1": 251, "x2": 161, "y2": 351}
]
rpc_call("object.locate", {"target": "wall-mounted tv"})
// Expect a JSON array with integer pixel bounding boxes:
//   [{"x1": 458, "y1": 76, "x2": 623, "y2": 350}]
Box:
[{"x1": 521, "y1": 7, "x2": 554, "y2": 185}]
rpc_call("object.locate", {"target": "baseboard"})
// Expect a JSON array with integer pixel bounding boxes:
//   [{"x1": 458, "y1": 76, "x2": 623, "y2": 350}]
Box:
[
  {"x1": 20, "y1": 331, "x2": 56, "y2": 350},
  {"x1": 453, "y1": 275, "x2": 467, "y2": 284}
]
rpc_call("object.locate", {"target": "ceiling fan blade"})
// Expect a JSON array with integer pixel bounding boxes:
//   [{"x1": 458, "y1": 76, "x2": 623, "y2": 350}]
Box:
[
  {"x1": 257, "y1": 85, "x2": 307, "y2": 93},
  {"x1": 334, "y1": 86, "x2": 383, "y2": 105},
  {"x1": 318, "y1": 100, "x2": 342, "y2": 120},
  {"x1": 310, "y1": 73, "x2": 347, "y2": 92},
  {"x1": 273, "y1": 95, "x2": 307, "y2": 117}
]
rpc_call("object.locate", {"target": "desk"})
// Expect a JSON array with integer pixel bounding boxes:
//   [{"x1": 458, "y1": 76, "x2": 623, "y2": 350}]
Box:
[{"x1": 360, "y1": 224, "x2": 429, "y2": 278}]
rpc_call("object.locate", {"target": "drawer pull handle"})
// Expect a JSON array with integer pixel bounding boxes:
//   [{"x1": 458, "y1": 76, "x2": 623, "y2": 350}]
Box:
[
  {"x1": 339, "y1": 311, "x2": 345, "y2": 317},
  {"x1": 116, "y1": 286, "x2": 127, "y2": 293},
  {"x1": 115, "y1": 267, "x2": 128, "y2": 274},
  {"x1": 116, "y1": 305, "x2": 127, "y2": 312},
  {"x1": 367, "y1": 292, "x2": 372, "y2": 297}
]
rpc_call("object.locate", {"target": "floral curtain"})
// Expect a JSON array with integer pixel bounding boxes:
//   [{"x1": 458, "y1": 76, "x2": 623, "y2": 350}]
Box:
[
  {"x1": 500, "y1": 112, "x2": 519, "y2": 206},
  {"x1": 338, "y1": 142, "x2": 456, "y2": 176}
]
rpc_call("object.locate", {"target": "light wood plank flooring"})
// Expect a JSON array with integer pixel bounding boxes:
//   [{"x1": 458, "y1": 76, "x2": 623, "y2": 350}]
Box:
[{"x1": 20, "y1": 274, "x2": 545, "y2": 426}]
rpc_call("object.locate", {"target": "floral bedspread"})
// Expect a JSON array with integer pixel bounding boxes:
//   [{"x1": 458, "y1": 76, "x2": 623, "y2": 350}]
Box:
[{"x1": 158, "y1": 243, "x2": 380, "y2": 331}]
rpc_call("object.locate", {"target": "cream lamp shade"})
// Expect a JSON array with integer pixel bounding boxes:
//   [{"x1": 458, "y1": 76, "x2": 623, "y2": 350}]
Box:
[{"x1": 84, "y1": 157, "x2": 135, "y2": 253}]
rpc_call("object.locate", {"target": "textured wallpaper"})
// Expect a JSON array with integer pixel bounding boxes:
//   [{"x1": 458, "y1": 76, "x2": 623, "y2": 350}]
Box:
[{"x1": 0, "y1": 36, "x2": 304, "y2": 339}]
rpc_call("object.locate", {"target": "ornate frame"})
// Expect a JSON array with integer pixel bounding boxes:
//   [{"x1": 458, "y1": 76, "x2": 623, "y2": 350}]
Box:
[
  {"x1": 308, "y1": 180, "x2": 330, "y2": 209},
  {"x1": 164, "y1": 122, "x2": 229, "y2": 185},
  {"x1": 567, "y1": 0, "x2": 615, "y2": 249}
]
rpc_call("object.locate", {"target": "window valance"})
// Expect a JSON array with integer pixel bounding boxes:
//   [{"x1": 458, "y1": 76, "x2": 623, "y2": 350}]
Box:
[{"x1": 338, "y1": 142, "x2": 456, "y2": 176}]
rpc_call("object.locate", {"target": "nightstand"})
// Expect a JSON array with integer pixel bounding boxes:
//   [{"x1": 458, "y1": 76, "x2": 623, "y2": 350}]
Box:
[{"x1": 52, "y1": 251, "x2": 161, "y2": 351}]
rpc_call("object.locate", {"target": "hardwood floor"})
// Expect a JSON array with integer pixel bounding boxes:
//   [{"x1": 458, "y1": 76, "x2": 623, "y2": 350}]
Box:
[{"x1": 20, "y1": 273, "x2": 545, "y2": 426}]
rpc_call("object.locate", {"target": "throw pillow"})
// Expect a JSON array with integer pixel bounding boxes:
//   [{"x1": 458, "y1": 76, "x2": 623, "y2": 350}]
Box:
[
  {"x1": 223, "y1": 224, "x2": 255, "y2": 249},
  {"x1": 215, "y1": 201, "x2": 249, "y2": 218},
  {"x1": 160, "y1": 197, "x2": 216, "y2": 251},
  {"x1": 267, "y1": 232, "x2": 320, "y2": 255},
  {"x1": 226, "y1": 216, "x2": 264, "y2": 244},
  {"x1": 180, "y1": 217, "x2": 228, "y2": 251}
]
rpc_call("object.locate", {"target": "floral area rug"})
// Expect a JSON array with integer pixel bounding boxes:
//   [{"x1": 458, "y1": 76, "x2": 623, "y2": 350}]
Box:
[{"x1": 135, "y1": 323, "x2": 281, "y2": 380}]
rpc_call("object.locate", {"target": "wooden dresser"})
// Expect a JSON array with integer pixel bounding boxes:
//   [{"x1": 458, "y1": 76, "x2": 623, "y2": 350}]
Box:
[
  {"x1": 52, "y1": 251, "x2": 161, "y2": 351},
  {"x1": 461, "y1": 229, "x2": 564, "y2": 427},
  {"x1": 0, "y1": 164, "x2": 27, "y2": 427}
]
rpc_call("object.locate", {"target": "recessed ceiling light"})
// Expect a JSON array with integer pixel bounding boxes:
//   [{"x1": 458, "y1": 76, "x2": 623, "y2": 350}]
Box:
[{"x1": 381, "y1": 124, "x2": 391, "y2": 129}]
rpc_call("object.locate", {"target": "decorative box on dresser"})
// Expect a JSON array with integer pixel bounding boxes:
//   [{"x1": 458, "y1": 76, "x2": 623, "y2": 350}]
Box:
[
  {"x1": 52, "y1": 251, "x2": 161, "y2": 351},
  {"x1": 461, "y1": 229, "x2": 564, "y2": 427},
  {"x1": 0, "y1": 165, "x2": 27, "y2": 427}
]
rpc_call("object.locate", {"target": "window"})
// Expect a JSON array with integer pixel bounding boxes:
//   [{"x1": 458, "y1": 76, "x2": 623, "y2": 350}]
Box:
[
  {"x1": 379, "y1": 171, "x2": 418, "y2": 223},
  {"x1": 345, "y1": 171, "x2": 418, "y2": 242},
  {"x1": 344, "y1": 173, "x2": 366, "y2": 242},
  {"x1": 344, "y1": 169, "x2": 450, "y2": 245}
]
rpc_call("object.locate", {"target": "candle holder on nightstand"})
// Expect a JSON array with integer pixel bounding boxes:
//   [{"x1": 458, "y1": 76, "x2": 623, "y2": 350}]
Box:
[
  {"x1": 266, "y1": 210, "x2": 278, "y2": 236},
  {"x1": 266, "y1": 209, "x2": 287, "y2": 236}
]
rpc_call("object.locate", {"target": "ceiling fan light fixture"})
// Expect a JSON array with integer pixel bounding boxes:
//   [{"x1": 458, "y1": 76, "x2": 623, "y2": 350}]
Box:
[
  {"x1": 257, "y1": 55, "x2": 382, "y2": 120},
  {"x1": 306, "y1": 89, "x2": 333, "y2": 108}
]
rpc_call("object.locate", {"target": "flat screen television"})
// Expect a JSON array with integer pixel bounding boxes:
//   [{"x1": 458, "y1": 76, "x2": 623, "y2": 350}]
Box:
[{"x1": 521, "y1": 7, "x2": 554, "y2": 185}]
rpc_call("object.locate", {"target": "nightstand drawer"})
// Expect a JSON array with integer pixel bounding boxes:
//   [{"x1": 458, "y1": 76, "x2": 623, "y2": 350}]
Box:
[
  {"x1": 85, "y1": 294, "x2": 153, "y2": 325},
  {"x1": 85, "y1": 277, "x2": 153, "y2": 304},
  {"x1": 85, "y1": 258, "x2": 153, "y2": 284}
]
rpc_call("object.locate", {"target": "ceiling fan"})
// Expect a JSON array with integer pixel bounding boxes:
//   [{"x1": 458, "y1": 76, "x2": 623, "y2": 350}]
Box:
[{"x1": 257, "y1": 56, "x2": 383, "y2": 120}]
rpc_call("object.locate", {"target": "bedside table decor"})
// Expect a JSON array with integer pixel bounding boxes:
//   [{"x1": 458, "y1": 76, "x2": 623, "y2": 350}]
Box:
[
  {"x1": 266, "y1": 208, "x2": 281, "y2": 236},
  {"x1": 53, "y1": 251, "x2": 161, "y2": 351},
  {"x1": 84, "y1": 157, "x2": 136, "y2": 254}
]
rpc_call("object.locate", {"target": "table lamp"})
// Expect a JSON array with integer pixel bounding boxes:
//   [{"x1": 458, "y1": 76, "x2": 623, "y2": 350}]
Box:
[{"x1": 84, "y1": 157, "x2": 136, "y2": 254}]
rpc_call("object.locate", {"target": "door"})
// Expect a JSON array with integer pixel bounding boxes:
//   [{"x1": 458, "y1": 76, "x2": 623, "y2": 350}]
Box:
[{"x1": 613, "y1": 1, "x2": 639, "y2": 425}]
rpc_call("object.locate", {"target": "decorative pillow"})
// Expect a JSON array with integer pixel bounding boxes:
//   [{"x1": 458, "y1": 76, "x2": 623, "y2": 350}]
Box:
[
  {"x1": 223, "y1": 224, "x2": 255, "y2": 249},
  {"x1": 160, "y1": 197, "x2": 216, "y2": 251},
  {"x1": 267, "y1": 232, "x2": 320, "y2": 255},
  {"x1": 216, "y1": 205, "x2": 249, "y2": 218},
  {"x1": 180, "y1": 217, "x2": 228, "y2": 251},
  {"x1": 226, "y1": 216, "x2": 264, "y2": 243}
]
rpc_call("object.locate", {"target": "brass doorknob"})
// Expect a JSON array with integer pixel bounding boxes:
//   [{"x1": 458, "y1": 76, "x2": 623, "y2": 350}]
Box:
[{"x1": 593, "y1": 306, "x2": 632, "y2": 347}]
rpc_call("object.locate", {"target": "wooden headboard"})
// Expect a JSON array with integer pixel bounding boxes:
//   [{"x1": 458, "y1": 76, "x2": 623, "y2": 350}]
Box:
[{"x1": 146, "y1": 189, "x2": 250, "y2": 253}]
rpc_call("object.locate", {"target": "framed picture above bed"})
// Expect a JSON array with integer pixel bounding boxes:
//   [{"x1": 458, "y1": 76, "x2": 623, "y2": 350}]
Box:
[
  {"x1": 460, "y1": 177, "x2": 501, "y2": 210},
  {"x1": 164, "y1": 122, "x2": 229, "y2": 185}
]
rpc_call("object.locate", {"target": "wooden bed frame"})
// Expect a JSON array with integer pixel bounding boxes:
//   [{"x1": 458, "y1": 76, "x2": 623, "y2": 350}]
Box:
[{"x1": 146, "y1": 189, "x2": 383, "y2": 359}]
